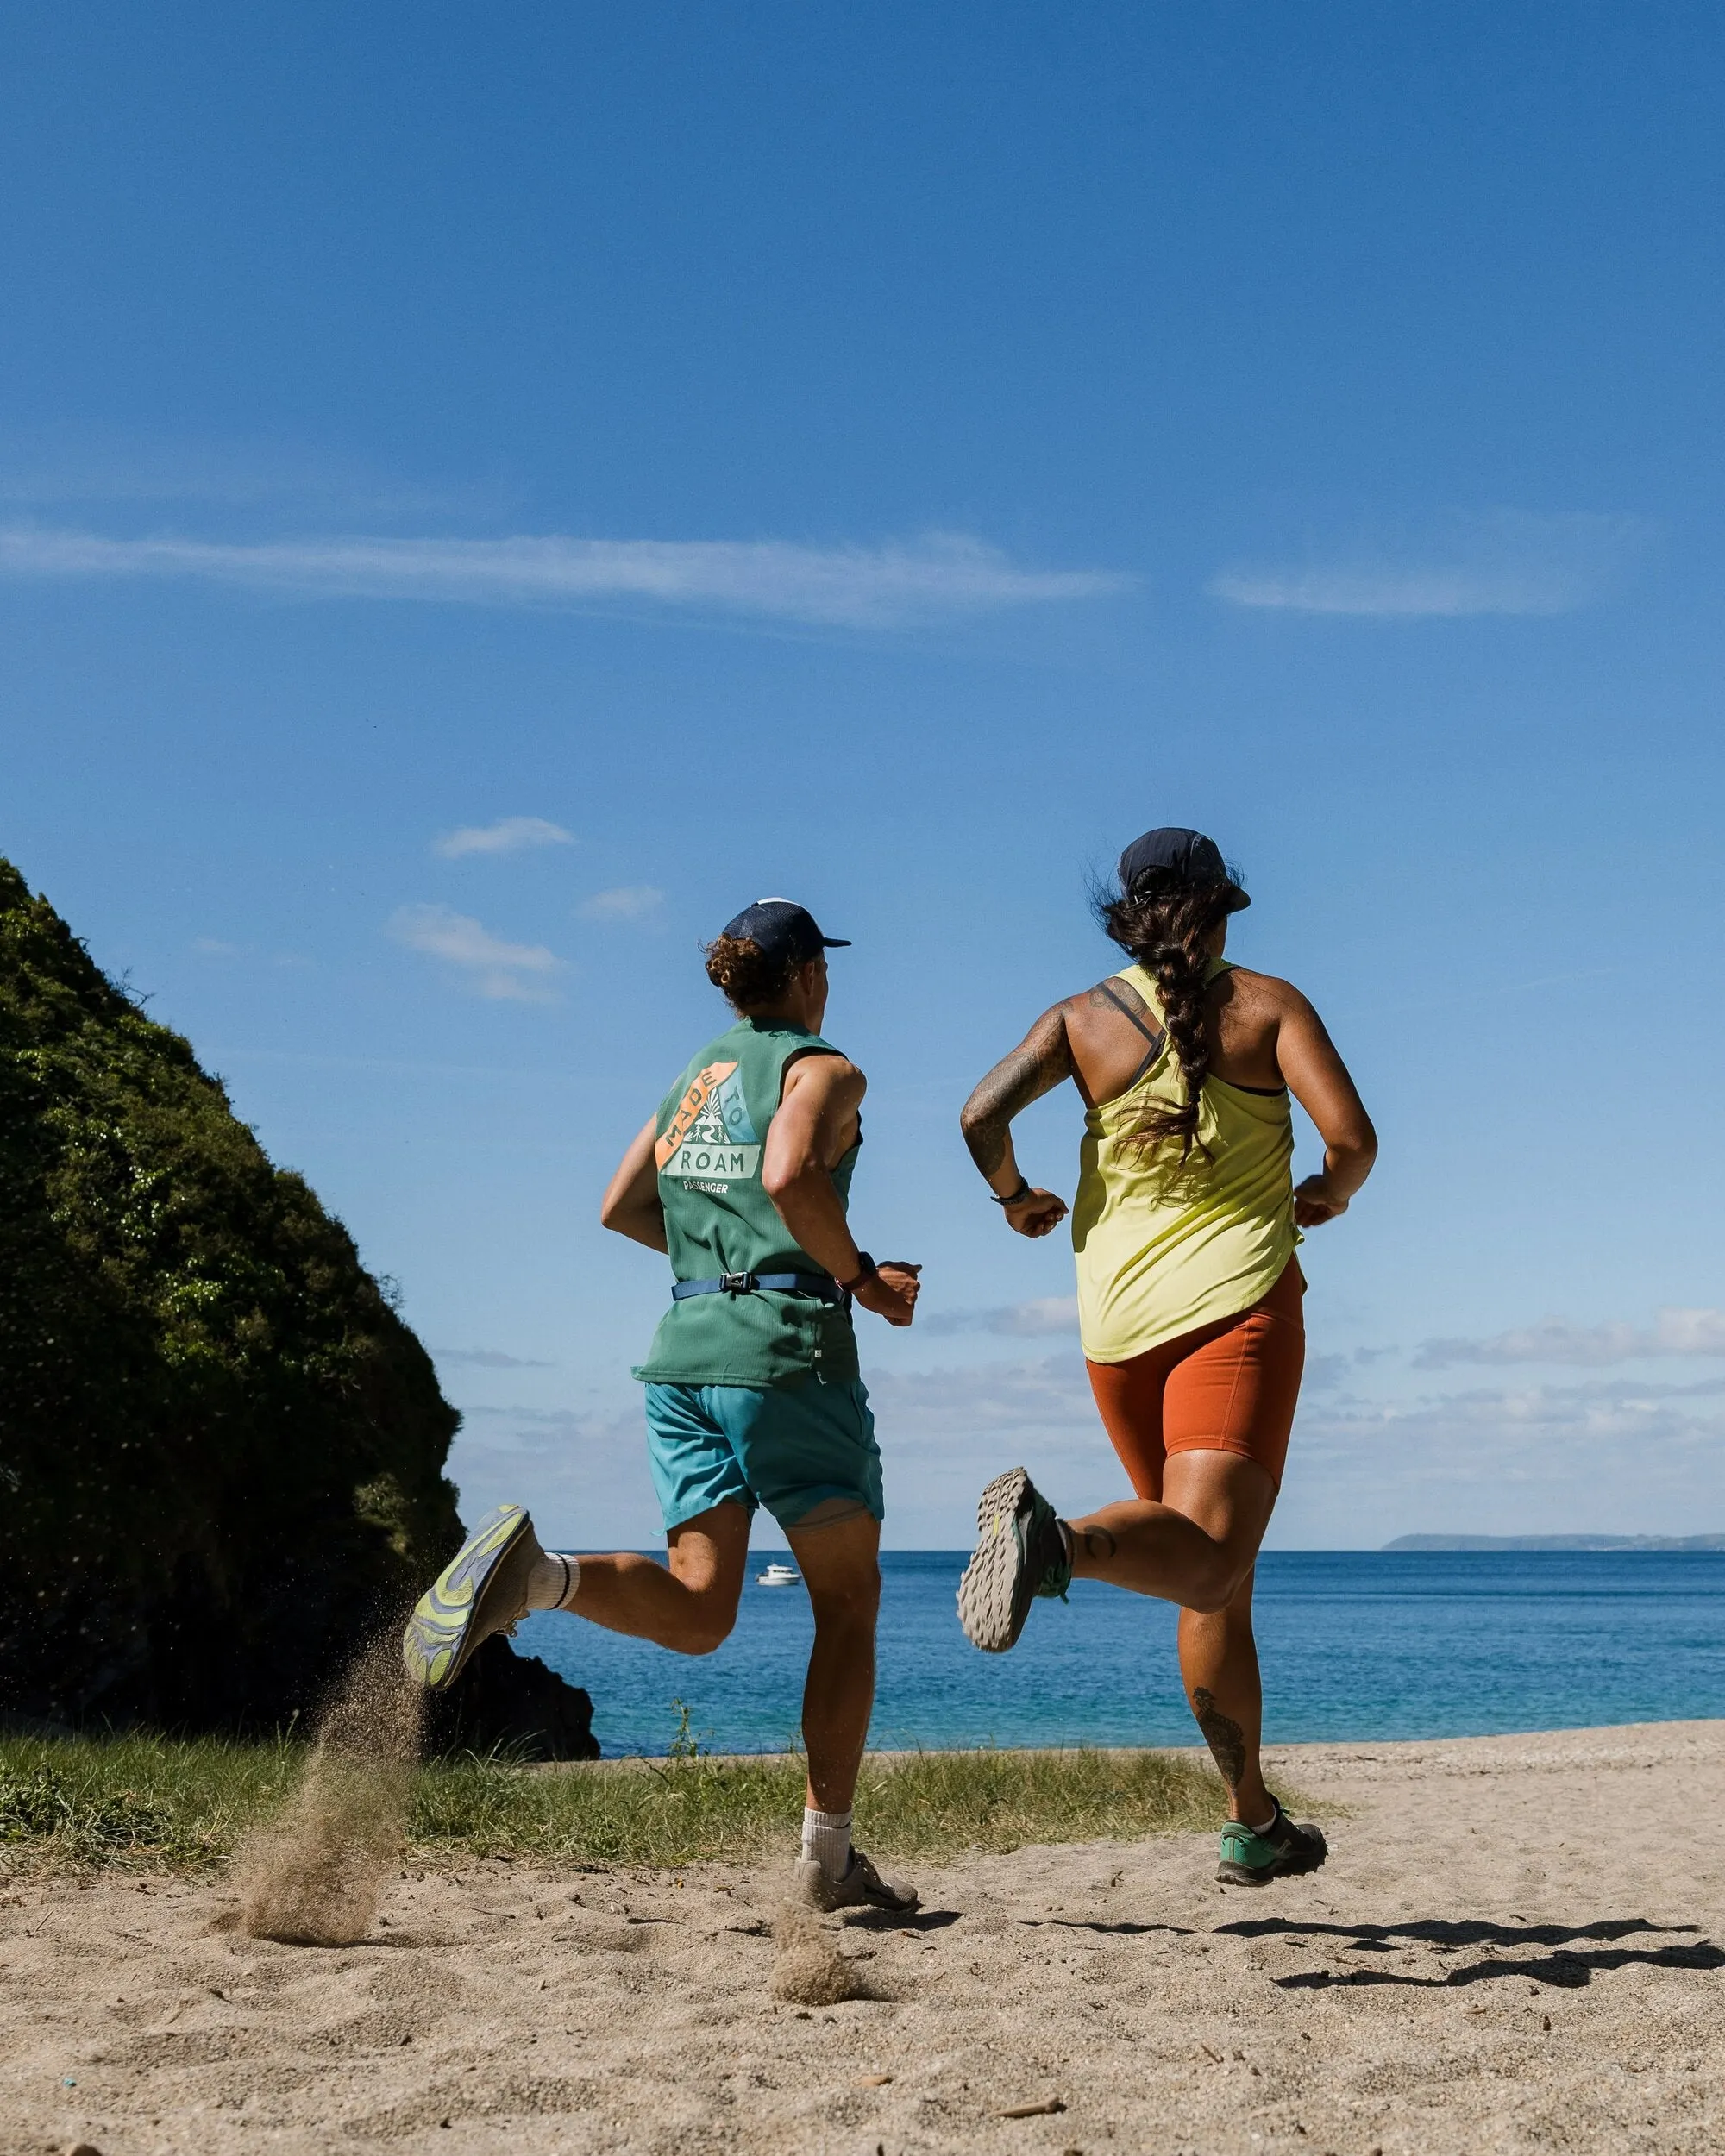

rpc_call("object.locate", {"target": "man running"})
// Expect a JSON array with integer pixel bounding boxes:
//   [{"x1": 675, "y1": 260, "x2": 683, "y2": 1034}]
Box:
[
  {"x1": 954, "y1": 830, "x2": 1376, "y2": 1884},
  {"x1": 403, "y1": 899, "x2": 922, "y2": 1913}
]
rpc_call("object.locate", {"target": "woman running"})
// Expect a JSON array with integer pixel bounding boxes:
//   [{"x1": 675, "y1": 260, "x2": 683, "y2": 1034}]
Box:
[{"x1": 954, "y1": 827, "x2": 1377, "y2": 1883}]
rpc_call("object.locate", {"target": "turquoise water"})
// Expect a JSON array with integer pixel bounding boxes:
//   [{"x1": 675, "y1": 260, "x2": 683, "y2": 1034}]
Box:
[{"x1": 517, "y1": 1550, "x2": 1725, "y2": 1758}]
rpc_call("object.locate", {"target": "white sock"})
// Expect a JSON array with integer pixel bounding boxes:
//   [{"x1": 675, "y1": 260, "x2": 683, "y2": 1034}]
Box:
[
  {"x1": 525, "y1": 1552, "x2": 577, "y2": 1611},
  {"x1": 801, "y1": 1807, "x2": 853, "y2": 1881}
]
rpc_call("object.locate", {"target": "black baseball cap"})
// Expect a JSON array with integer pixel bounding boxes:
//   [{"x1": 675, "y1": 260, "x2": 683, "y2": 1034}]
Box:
[
  {"x1": 718, "y1": 897, "x2": 851, "y2": 964},
  {"x1": 1117, "y1": 828, "x2": 1250, "y2": 912}
]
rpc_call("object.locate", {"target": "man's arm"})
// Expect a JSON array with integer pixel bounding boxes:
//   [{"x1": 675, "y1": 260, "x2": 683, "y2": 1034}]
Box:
[
  {"x1": 599, "y1": 1117, "x2": 668, "y2": 1252},
  {"x1": 762, "y1": 1054, "x2": 919, "y2": 1326},
  {"x1": 958, "y1": 1005, "x2": 1073, "y2": 1239},
  {"x1": 1272, "y1": 993, "x2": 1377, "y2": 1226}
]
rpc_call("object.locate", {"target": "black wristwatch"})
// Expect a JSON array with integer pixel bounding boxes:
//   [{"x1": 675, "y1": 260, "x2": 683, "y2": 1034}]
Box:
[
  {"x1": 838, "y1": 1251, "x2": 877, "y2": 1294},
  {"x1": 989, "y1": 1179, "x2": 1033, "y2": 1207}
]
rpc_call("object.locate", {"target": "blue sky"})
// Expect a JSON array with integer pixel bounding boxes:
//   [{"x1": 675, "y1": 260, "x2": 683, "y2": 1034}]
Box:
[{"x1": 4, "y1": 3, "x2": 1723, "y2": 1546}]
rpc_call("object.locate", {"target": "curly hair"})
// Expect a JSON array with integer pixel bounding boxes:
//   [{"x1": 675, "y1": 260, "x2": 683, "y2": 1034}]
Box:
[
  {"x1": 702, "y1": 933, "x2": 797, "y2": 1011},
  {"x1": 1095, "y1": 862, "x2": 1245, "y2": 1162}
]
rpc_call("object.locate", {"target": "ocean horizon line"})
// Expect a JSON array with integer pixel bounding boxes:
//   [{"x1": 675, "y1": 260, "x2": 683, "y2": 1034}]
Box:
[{"x1": 729, "y1": 1539, "x2": 1725, "y2": 1557}]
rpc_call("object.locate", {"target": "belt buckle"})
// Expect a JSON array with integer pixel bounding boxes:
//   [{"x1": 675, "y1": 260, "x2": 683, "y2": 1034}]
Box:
[{"x1": 718, "y1": 1271, "x2": 754, "y2": 1295}]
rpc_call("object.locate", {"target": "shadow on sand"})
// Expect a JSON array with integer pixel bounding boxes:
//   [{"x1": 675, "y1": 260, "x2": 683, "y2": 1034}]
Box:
[{"x1": 1215, "y1": 1914, "x2": 1724, "y2": 1991}]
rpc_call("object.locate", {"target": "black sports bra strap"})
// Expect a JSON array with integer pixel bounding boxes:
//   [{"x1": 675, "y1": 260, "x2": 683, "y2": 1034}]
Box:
[
  {"x1": 1097, "y1": 977, "x2": 1161, "y2": 1044},
  {"x1": 1097, "y1": 977, "x2": 1165, "y2": 1087}
]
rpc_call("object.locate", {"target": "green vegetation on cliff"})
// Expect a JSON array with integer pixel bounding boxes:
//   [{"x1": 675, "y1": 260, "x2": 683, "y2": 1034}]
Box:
[{"x1": 0, "y1": 856, "x2": 465, "y2": 1729}]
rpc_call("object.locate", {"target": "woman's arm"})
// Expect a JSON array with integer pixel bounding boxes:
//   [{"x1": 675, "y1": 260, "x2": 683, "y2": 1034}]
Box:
[
  {"x1": 599, "y1": 1117, "x2": 669, "y2": 1252},
  {"x1": 958, "y1": 1005, "x2": 1074, "y2": 1239},
  {"x1": 1273, "y1": 994, "x2": 1378, "y2": 1226}
]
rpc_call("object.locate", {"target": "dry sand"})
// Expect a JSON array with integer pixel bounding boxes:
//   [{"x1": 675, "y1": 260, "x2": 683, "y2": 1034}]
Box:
[
  {"x1": 4, "y1": 1721, "x2": 1723, "y2": 2155},
  {"x1": 235, "y1": 1631, "x2": 423, "y2": 1952}
]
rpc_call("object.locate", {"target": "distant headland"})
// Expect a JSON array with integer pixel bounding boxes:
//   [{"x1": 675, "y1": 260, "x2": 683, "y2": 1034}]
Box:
[{"x1": 1383, "y1": 1534, "x2": 1725, "y2": 1551}]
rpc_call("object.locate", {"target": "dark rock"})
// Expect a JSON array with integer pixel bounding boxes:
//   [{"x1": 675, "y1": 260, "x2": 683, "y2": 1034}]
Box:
[
  {"x1": 430, "y1": 1634, "x2": 599, "y2": 1762},
  {"x1": 0, "y1": 856, "x2": 595, "y2": 1756}
]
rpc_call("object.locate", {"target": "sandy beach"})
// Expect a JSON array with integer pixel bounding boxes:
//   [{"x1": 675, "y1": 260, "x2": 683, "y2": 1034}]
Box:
[{"x1": 5, "y1": 1720, "x2": 1722, "y2": 2155}]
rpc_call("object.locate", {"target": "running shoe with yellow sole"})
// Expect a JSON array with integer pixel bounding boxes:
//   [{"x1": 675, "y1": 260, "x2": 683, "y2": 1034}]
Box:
[{"x1": 402, "y1": 1502, "x2": 543, "y2": 1692}]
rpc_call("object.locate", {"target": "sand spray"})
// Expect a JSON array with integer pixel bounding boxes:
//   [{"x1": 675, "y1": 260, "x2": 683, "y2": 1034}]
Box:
[
  {"x1": 234, "y1": 1616, "x2": 873, "y2": 1984},
  {"x1": 770, "y1": 1900, "x2": 869, "y2": 2003},
  {"x1": 237, "y1": 1623, "x2": 424, "y2": 1946}
]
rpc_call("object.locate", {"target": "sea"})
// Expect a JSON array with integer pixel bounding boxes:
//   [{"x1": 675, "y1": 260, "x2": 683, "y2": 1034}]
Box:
[{"x1": 516, "y1": 1549, "x2": 1725, "y2": 1758}]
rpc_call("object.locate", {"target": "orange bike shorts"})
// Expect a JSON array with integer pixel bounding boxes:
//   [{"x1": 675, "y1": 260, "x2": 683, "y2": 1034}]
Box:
[{"x1": 1084, "y1": 1258, "x2": 1305, "y2": 1497}]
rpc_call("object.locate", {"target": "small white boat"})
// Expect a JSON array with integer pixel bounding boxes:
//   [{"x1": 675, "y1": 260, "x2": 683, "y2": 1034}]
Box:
[{"x1": 756, "y1": 1561, "x2": 801, "y2": 1587}]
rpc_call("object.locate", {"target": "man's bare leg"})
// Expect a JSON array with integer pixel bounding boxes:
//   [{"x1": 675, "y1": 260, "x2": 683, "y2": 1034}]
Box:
[
  {"x1": 559, "y1": 1499, "x2": 883, "y2": 1808},
  {"x1": 785, "y1": 1509, "x2": 881, "y2": 1814},
  {"x1": 781, "y1": 1507, "x2": 915, "y2": 1912},
  {"x1": 561, "y1": 1502, "x2": 750, "y2": 1653}
]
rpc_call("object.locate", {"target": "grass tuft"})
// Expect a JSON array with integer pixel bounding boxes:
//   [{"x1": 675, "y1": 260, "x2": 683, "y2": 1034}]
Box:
[
  {"x1": 0, "y1": 1732, "x2": 300, "y2": 1870},
  {"x1": 0, "y1": 1729, "x2": 1241, "y2": 1874}
]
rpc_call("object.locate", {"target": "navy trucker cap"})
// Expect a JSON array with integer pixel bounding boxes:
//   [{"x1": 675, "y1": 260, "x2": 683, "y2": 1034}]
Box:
[
  {"x1": 1117, "y1": 828, "x2": 1250, "y2": 911},
  {"x1": 718, "y1": 897, "x2": 851, "y2": 963}
]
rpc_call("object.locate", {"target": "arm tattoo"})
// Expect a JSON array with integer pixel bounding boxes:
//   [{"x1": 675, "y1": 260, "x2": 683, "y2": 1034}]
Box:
[
  {"x1": 960, "y1": 1010, "x2": 1073, "y2": 1176},
  {"x1": 1190, "y1": 1686, "x2": 1247, "y2": 1792}
]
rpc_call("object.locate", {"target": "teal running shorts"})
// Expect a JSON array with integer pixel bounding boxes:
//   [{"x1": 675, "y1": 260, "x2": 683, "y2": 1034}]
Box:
[{"x1": 643, "y1": 1378, "x2": 883, "y2": 1533}]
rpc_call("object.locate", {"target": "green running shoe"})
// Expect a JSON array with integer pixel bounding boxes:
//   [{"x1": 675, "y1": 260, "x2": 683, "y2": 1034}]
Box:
[
  {"x1": 957, "y1": 1466, "x2": 1072, "y2": 1653},
  {"x1": 1216, "y1": 1799, "x2": 1327, "y2": 1885},
  {"x1": 402, "y1": 1502, "x2": 543, "y2": 1693}
]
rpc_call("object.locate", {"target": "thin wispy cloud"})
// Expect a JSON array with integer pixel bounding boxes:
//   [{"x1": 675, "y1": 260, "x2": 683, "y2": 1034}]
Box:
[
  {"x1": 919, "y1": 1295, "x2": 1081, "y2": 1339},
  {"x1": 436, "y1": 816, "x2": 573, "y2": 859},
  {"x1": 1416, "y1": 1307, "x2": 1725, "y2": 1370},
  {"x1": 578, "y1": 885, "x2": 665, "y2": 922},
  {"x1": 1302, "y1": 1352, "x2": 1351, "y2": 1394},
  {"x1": 1280, "y1": 1369, "x2": 1725, "y2": 1546},
  {"x1": 863, "y1": 1353, "x2": 1094, "y2": 1439},
  {"x1": 0, "y1": 526, "x2": 1130, "y2": 628},
  {"x1": 1208, "y1": 511, "x2": 1653, "y2": 618},
  {"x1": 387, "y1": 903, "x2": 565, "y2": 1003},
  {"x1": 432, "y1": 1346, "x2": 555, "y2": 1369},
  {"x1": 1301, "y1": 1369, "x2": 1725, "y2": 1468},
  {"x1": 191, "y1": 936, "x2": 310, "y2": 970}
]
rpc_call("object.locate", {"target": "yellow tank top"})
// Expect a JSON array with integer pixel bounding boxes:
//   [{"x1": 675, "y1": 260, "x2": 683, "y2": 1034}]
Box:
[{"x1": 1072, "y1": 962, "x2": 1299, "y2": 1362}]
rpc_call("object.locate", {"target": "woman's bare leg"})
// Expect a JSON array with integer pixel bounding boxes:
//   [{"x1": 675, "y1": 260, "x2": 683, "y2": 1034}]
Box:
[
  {"x1": 1064, "y1": 1451, "x2": 1277, "y2": 1614},
  {"x1": 1178, "y1": 1568, "x2": 1271, "y2": 1824},
  {"x1": 1067, "y1": 1451, "x2": 1279, "y2": 1821}
]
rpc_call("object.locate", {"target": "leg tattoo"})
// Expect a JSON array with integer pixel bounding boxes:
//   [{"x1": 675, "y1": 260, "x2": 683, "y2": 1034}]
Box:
[
  {"x1": 1081, "y1": 1526, "x2": 1116, "y2": 1562},
  {"x1": 1190, "y1": 1685, "x2": 1246, "y2": 1791}
]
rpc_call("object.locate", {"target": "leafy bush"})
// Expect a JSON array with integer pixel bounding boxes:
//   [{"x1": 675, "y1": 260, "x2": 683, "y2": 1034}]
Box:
[{"x1": 0, "y1": 857, "x2": 464, "y2": 1728}]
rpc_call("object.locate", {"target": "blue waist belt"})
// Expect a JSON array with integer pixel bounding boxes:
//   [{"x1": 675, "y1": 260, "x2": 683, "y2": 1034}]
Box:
[{"x1": 671, "y1": 1271, "x2": 844, "y2": 1306}]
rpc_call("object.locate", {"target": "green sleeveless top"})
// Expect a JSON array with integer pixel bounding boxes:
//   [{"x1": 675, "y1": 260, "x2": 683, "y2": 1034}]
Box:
[{"x1": 631, "y1": 1018, "x2": 862, "y2": 1388}]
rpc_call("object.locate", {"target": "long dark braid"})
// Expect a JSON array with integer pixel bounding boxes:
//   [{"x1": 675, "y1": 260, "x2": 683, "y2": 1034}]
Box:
[{"x1": 1096, "y1": 869, "x2": 1240, "y2": 1162}]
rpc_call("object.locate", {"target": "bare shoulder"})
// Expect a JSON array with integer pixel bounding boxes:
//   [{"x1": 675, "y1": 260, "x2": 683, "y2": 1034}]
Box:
[
  {"x1": 1072, "y1": 972, "x2": 1149, "y2": 1017},
  {"x1": 783, "y1": 1048, "x2": 866, "y2": 1095},
  {"x1": 996, "y1": 995, "x2": 1079, "y2": 1044},
  {"x1": 1217, "y1": 965, "x2": 1318, "y2": 1021}
]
